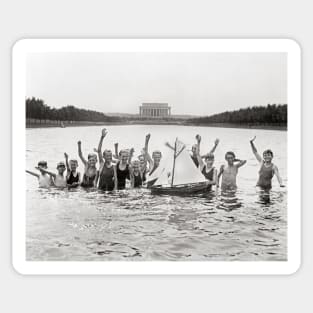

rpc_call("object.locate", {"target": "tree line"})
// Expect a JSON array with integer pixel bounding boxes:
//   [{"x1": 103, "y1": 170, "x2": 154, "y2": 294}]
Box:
[
  {"x1": 26, "y1": 97, "x2": 122, "y2": 123},
  {"x1": 187, "y1": 104, "x2": 287, "y2": 126}
]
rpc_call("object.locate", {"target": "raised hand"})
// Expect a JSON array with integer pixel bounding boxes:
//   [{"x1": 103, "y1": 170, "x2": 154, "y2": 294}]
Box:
[
  {"x1": 195, "y1": 134, "x2": 201, "y2": 142},
  {"x1": 64, "y1": 152, "x2": 68, "y2": 159},
  {"x1": 146, "y1": 133, "x2": 151, "y2": 141},
  {"x1": 214, "y1": 138, "x2": 220, "y2": 146},
  {"x1": 77, "y1": 141, "x2": 81, "y2": 146},
  {"x1": 250, "y1": 136, "x2": 256, "y2": 143},
  {"x1": 101, "y1": 128, "x2": 108, "y2": 137}
]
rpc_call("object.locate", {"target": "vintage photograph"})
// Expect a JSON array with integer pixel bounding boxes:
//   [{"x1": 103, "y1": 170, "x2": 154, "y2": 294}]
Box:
[{"x1": 11, "y1": 39, "x2": 300, "y2": 274}]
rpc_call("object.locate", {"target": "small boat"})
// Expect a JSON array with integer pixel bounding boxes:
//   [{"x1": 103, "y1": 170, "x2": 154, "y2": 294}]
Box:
[{"x1": 149, "y1": 138, "x2": 209, "y2": 195}]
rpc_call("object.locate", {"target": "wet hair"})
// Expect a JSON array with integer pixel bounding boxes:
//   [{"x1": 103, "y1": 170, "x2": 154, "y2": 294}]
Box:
[
  {"x1": 57, "y1": 161, "x2": 66, "y2": 169},
  {"x1": 87, "y1": 153, "x2": 97, "y2": 161},
  {"x1": 225, "y1": 151, "x2": 236, "y2": 159},
  {"x1": 152, "y1": 150, "x2": 162, "y2": 158},
  {"x1": 102, "y1": 149, "x2": 112, "y2": 157},
  {"x1": 38, "y1": 160, "x2": 47, "y2": 167},
  {"x1": 205, "y1": 153, "x2": 215, "y2": 161},
  {"x1": 263, "y1": 149, "x2": 274, "y2": 157}
]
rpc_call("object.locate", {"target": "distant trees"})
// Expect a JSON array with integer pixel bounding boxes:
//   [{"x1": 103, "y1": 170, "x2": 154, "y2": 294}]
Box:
[
  {"x1": 187, "y1": 104, "x2": 287, "y2": 126},
  {"x1": 25, "y1": 97, "x2": 121, "y2": 123}
]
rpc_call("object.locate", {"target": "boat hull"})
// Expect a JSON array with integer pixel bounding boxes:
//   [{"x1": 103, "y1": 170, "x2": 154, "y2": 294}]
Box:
[{"x1": 150, "y1": 182, "x2": 209, "y2": 196}]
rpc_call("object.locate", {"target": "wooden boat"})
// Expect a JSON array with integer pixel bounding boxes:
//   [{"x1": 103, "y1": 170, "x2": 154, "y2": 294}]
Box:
[{"x1": 149, "y1": 138, "x2": 209, "y2": 195}]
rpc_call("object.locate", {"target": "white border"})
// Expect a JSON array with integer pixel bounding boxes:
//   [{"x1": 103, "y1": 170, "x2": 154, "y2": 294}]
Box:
[{"x1": 12, "y1": 39, "x2": 301, "y2": 275}]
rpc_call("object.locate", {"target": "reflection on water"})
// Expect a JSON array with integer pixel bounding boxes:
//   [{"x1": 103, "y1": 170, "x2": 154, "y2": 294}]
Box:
[{"x1": 26, "y1": 125, "x2": 287, "y2": 261}]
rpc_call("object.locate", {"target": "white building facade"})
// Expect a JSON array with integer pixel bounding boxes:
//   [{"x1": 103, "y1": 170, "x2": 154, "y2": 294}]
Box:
[{"x1": 139, "y1": 103, "x2": 171, "y2": 118}]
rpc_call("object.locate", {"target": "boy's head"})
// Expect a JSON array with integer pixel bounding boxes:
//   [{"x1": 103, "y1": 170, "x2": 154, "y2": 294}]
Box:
[
  {"x1": 204, "y1": 153, "x2": 215, "y2": 167},
  {"x1": 38, "y1": 160, "x2": 47, "y2": 169},
  {"x1": 87, "y1": 153, "x2": 98, "y2": 166},
  {"x1": 263, "y1": 149, "x2": 274, "y2": 163},
  {"x1": 119, "y1": 149, "x2": 129, "y2": 164},
  {"x1": 132, "y1": 160, "x2": 140, "y2": 172},
  {"x1": 225, "y1": 151, "x2": 236, "y2": 165},
  {"x1": 56, "y1": 161, "x2": 66, "y2": 174},
  {"x1": 103, "y1": 149, "x2": 113, "y2": 163},
  {"x1": 152, "y1": 150, "x2": 162, "y2": 165},
  {"x1": 69, "y1": 159, "x2": 78, "y2": 171}
]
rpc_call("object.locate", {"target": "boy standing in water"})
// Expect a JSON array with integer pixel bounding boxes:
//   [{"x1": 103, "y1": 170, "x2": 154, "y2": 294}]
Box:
[
  {"x1": 64, "y1": 153, "x2": 81, "y2": 188},
  {"x1": 26, "y1": 160, "x2": 53, "y2": 188},
  {"x1": 195, "y1": 135, "x2": 218, "y2": 191},
  {"x1": 78, "y1": 141, "x2": 99, "y2": 188},
  {"x1": 191, "y1": 137, "x2": 220, "y2": 168},
  {"x1": 97, "y1": 128, "x2": 117, "y2": 192},
  {"x1": 35, "y1": 161, "x2": 67, "y2": 188},
  {"x1": 250, "y1": 136, "x2": 285, "y2": 189},
  {"x1": 217, "y1": 151, "x2": 246, "y2": 191}
]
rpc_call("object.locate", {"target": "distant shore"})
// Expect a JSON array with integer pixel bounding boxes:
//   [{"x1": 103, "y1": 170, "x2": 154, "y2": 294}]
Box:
[{"x1": 26, "y1": 120, "x2": 287, "y2": 131}]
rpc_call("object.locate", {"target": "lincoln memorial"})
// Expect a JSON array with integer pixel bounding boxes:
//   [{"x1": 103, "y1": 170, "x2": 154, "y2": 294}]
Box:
[{"x1": 139, "y1": 103, "x2": 171, "y2": 118}]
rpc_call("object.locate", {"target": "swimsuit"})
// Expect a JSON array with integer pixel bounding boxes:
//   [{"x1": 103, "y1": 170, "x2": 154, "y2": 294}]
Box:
[
  {"x1": 98, "y1": 163, "x2": 115, "y2": 191},
  {"x1": 133, "y1": 172, "x2": 143, "y2": 188},
  {"x1": 116, "y1": 162, "x2": 130, "y2": 190},
  {"x1": 257, "y1": 162, "x2": 274, "y2": 189},
  {"x1": 201, "y1": 166, "x2": 214, "y2": 191},
  {"x1": 67, "y1": 171, "x2": 80, "y2": 186},
  {"x1": 81, "y1": 169, "x2": 97, "y2": 188}
]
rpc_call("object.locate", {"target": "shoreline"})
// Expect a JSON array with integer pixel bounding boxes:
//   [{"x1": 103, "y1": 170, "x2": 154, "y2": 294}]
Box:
[{"x1": 26, "y1": 121, "x2": 287, "y2": 131}]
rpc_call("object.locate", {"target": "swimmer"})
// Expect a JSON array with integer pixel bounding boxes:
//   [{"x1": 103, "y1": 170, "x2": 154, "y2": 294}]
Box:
[
  {"x1": 116, "y1": 149, "x2": 131, "y2": 190},
  {"x1": 191, "y1": 136, "x2": 219, "y2": 168},
  {"x1": 97, "y1": 128, "x2": 117, "y2": 192},
  {"x1": 130, "y1": 160, "x2": 144, "y2": 188},
  {"x1": 35, "y1": 161, "x2": 67, "y2": 188},
  {"x1": 217, "y1": 151, "x2": 246, "y2": 191},
  {"x1": 26, "y1": 160, "x2": 53, "y2": 188},
  {"x1": 250, "y1": 136, "x2": 285, "y2": 189},
  {"x1": 64, "y1": 153, "x2": 81, "y2": 188},
  {"x1": 78, "y1": 141, "x2": 98, "y2": 188},
  {"x1": 195, "y1": 135, "x2": 217, "y2": 191}
]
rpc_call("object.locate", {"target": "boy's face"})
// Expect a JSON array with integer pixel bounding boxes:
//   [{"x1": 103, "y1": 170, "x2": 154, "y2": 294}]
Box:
[
  {"x1": 205, "y1": 158, "x2": 214, "y2": 167},
  {"x1": 38, "y1": 164, "x2": 47, "y2": 174},
  {"x1": 133, "y1": 162, "x2": 140, "y2": 172},
  {"x1": 70, "y1": 161, "x2": 78, "y2": 171},
  {"x1": 263, "y1": 153, "x2": 273, "y2": 163},
  {"x1": 88, "y1": 156, "x2": 97, "y2": 167},
  {"x1": 152, "y1": 152, "x2": 162, "y2": 165},
  {"x1": 120, "y1": 152, "x2": 128, "y2": 164},
  {"x1": 104, "y1": 151, "x2": 113, "y2": 163},
  {"x1": 57, "y1": 166, "x2": 66, "y2": 175},
  {"x1": 225, "y1": 154, "x2": 235, "y2": 165}
]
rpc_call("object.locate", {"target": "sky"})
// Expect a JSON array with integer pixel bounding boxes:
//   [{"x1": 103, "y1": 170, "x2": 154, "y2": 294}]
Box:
[{"x1": 26, "y1": 52, "x2": 287, "y2": 116}]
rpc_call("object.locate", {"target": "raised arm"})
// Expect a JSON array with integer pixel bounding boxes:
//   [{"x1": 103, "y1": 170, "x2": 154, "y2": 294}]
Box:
[
  {"x1": 195, "y1": 135, "x2": 205, "y2": 170},
  {"x1": 77, "y1": 141, "x2": 87, "y2": 166},
  {"x1": 64, "y1": 153, "x2": 70, "y2": 172},
  {"x1": 98, "y1": 128, "x2": 108, "y2": 165},
  {"x1": 250, "y1": 136, "x2": 262, "y2": 163},
  {"x1": 274, "y1": 165, "x2": 285, "y2": 187},
  {"x1": 235, "y1": 159, "x2": 247, "y2": 168},
  {"x1": 25, "y1": 170, "x2": 39, "y2": 178},
  {"x1": 114, "y1": 143, "x2": 119, "y2": 160},
  {"x1": 141, "y1": 134, "x2": 151, "y2": 170},
  {"x1": 209, "y1": 138, "x2": 220, "y2": 154},
  {"x1": 35, "y1": 167, "x2": 56, "y2": 178},
  {"x1": 128, "y1": 148, "x2": 135, "y2": 164}
]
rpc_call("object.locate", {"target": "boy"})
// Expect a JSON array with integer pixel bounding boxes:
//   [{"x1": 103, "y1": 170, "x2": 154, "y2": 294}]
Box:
[
  {"x1": 191, "y1": 137, "x2": 220, "y2": 168},
  {"x1": 250, "y1": 136, "x2": 285, "y2": 189},
  {"x1": 36, "y1": 161, "x2": 67, "y2": 188},
  {"x1": 218, "y1": 151, "x2": 246, "y2": 191},
  {"x1": 64, "y1": 153, "x2": 81, "y2": 188},
  {"x1": 26, "y1": 160, "x2": 53, "y2": 188}
]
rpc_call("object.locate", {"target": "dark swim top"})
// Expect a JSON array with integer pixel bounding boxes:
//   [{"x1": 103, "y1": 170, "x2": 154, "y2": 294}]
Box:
[
  {"x1": 67, "y1": 171, "x2": 80, "y2": 185},
  {"x1": 133, "y1": 172, "x2": 143, "y2": 188},
  {"x1": 98, "y1": 164, "x2": 115, "y2": 191},
  {"x1": 191, "y1": 155, "x2": 199, "y2": 168},
  {"x1": 202, "y1": 166, "x2": 214, "y2": 191},
  {"x1": 257, "y1": 162, "x2": 274, "y2": 189},
  {"x1": 116, "y1": 162, "x2": 130, "y2": 190},
  {"x1": 81, "y1": 173, "x2": 97, "y2": 188}
]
